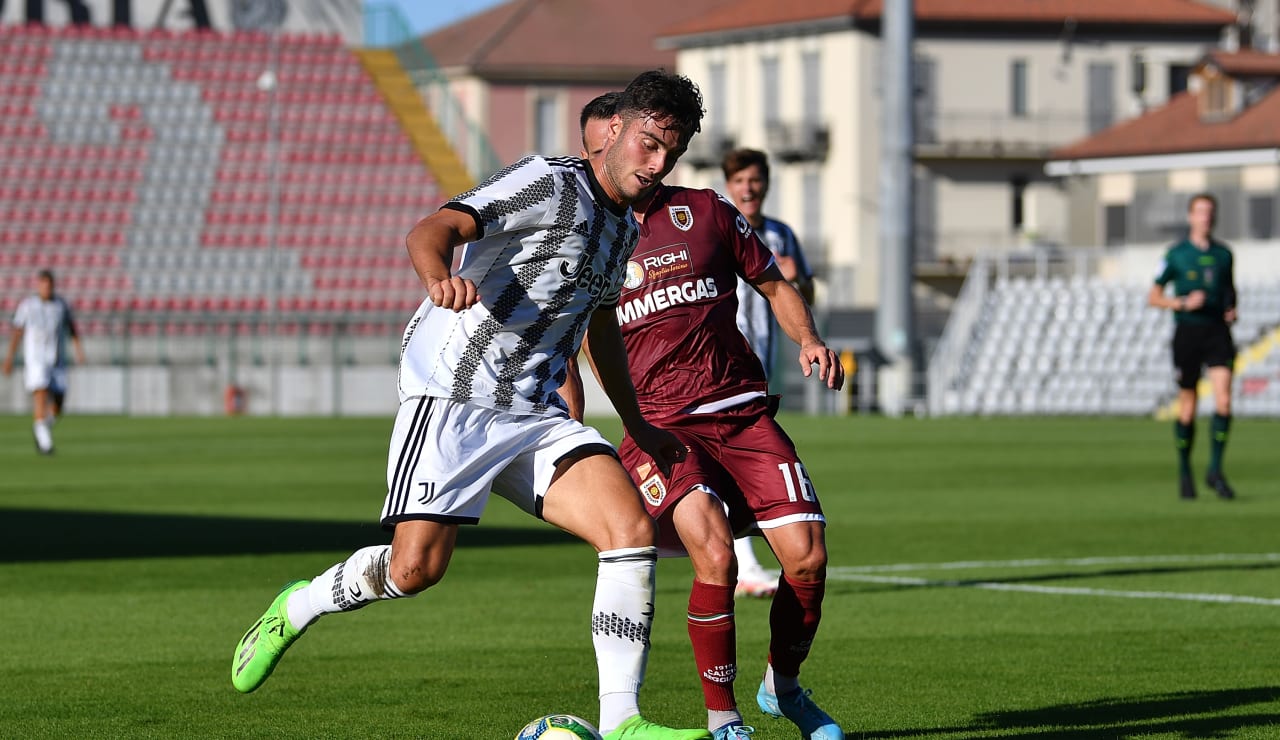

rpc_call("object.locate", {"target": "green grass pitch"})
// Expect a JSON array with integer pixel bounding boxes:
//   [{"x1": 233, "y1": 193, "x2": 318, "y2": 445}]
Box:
[{"x1": 0, "y1": 414, "x2": 1277, "y2": 739}]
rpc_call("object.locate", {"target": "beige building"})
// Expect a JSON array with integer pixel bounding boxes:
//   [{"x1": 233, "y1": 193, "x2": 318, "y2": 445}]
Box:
[
  {"x1": 659, "y1": 1, "x2": 1234, "y2": 309},
  {"x1": 411, "y1": 0, "x2": 733, "y2": 177},
  {"x1": 1047, "y1": 49, "x2": 1280, "y2": 248}
]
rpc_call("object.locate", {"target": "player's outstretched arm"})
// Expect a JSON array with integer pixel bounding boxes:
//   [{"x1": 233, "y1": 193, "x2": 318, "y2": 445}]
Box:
[
  {"x1": 405, "y1": 208, "x2": 481, "y2": 312},
  {"x1": 752, "y1": 267, "x2": 843, "y2": 390},
  {"x1": 582, "y1": 309, "x2": 685, "y2": 473}
]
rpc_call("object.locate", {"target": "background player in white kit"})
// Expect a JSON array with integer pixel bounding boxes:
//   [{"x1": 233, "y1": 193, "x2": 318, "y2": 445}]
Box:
[
  {"x1": 230, "y1": 70, "x2": 714, "y2": 740},
  {"x1": 3, "y1": 269, "x2": 85, "y2": 455},
  {"x1": 723, "y1": 149, "x2": 816, "y2": 600}
]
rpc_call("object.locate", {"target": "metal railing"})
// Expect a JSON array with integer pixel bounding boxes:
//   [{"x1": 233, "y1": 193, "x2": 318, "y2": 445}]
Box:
[
  {"x1": 916, "y1": 109, "x2": 1095, "y2": 155},
  {"x1": 362, "y1": 3, "x2": 503, "y2": 183}
]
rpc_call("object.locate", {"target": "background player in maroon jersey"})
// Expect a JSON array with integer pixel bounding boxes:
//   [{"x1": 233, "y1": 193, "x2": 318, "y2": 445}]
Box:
[{"x1": 583, "y1": 111, "x2": 845, "y2": 738}]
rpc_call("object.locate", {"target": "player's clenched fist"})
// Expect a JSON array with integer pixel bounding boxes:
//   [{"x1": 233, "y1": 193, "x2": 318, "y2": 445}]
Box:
[{"x1": 428, "y1": 276, "x2": 480, "y2": 312}]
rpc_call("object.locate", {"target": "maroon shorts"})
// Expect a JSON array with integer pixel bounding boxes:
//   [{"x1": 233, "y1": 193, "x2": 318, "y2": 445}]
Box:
[{"x1": 619, "y1": 398, "x2": 826, "y2": 555}]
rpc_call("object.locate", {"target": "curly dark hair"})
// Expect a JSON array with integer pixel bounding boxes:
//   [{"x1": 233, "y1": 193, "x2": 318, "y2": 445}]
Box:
[{"x1": 615, "y1": 69, "x2": 704, "y2": 145}]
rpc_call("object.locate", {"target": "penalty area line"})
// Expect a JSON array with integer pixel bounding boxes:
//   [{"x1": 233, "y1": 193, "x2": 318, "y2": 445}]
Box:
[
  {"x1": 830, "y1": 552, "x2": 1280, "y2": 574},
  {"x1": 831, "y1": 573, "x2": 1280, "y2": 607}
]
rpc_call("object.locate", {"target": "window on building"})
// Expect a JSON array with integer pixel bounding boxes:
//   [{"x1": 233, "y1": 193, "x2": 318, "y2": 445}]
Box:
[
  {"x1": 1087, "y1": 62, "x2": 1115, "y2": 133},
  {"x1": 708, "y1": 61, "x2": 726, "y2": 135},
  {"x1": 803, "y1": 169, "x2": 822, "y2": 265},
  {"x1": 1168, "y1": 64, "x2": 1192, "y2": 97},
  {"x1": 802, "y1": 50, "x2": 821, "y2": 121},
  {"x1": 1202, "y1": 75, "x2": 1231, "y2": 119},
  {"x1": 761, "y1": 56, "x2": 780, "y2": 127},
  {"x1": 1248, "y1": 195, "x2": 1275, "y2": 239},
  {"x1": 1103, "y1": 204, "x2": 1127, "y2": 246},
  {"x1": 914, "y1": 166, "x2": 937, "y2": 261},
  {"x1": 1011, "y1": 177, "x2": 1028, "y2": 230},
  {"x1": 533, "y1": 94, "x2": 558, "y2": 153},
  {"x1": 1010, "y1": 59, "x2": 1028, "y2": 118}
]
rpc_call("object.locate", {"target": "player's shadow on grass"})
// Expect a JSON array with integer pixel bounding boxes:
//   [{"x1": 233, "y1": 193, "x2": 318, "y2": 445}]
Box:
[
  {"x1": 0, "y1": 507, "x2": 577, "y2": 562},
  {"x1": 862, "y1": 686, "x2": 1280, "y2": 738}
]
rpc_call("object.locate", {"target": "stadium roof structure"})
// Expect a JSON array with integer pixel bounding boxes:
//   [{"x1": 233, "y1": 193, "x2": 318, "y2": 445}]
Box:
[
  {"x1": 1046, "y1": 49, "x2": 1280, "y2": 175},
  {"x1": 420, "y1": 0, "x2": 735, "y2": 82},
  {"x1": 657, "y1": 0, "x2": 1236, "y2": 44}
]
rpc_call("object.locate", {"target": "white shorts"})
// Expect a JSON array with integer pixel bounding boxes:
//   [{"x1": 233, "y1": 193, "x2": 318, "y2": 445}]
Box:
[
  {"x1": 24, "y1": 364, "x2": 67, "y2": 395},
  {"x1": 380, "y1": 396, "x2": 618, "y2": 528}
]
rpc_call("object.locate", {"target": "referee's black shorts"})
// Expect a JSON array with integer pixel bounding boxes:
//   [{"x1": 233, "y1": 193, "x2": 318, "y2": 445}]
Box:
[{"x1": 1172, "y1": 322, "x2": 1236, "y2": 390}]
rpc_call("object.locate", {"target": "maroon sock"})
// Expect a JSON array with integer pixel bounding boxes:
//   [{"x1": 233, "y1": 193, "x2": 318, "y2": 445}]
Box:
[
  {"x1": 688, "y1": 580, "x2": 737, "y2": 711},
  {"x1": 767, "y1": 575, "x2": 825, "y2": 678}
]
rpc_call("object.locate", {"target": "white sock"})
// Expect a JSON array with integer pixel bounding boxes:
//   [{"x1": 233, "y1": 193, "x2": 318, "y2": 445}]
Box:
[
  {"x1": 46, "y1": 415, "x2": 58, "y2": 429},
  {"x1": 764, "y1": 664, "x2": 800, "y2": 697},
  {"x1": 734, "y1": 537, "x2": 764, "y2": 575},
  {"x1": 33, "y1": 420, "x2": 53, "y2": 451},
  {"x1": 709, "y1": 709, "x2": 742, "y2": 731},
  {"x1": 284, "y1": 545, "x2": 410, "y2": 631},
  {"x1": 594, "y1": 546, "x2": 657, "y2": 733}
]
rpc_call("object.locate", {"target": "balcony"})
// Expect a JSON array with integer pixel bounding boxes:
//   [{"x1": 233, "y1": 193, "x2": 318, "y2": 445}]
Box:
[
  {"x1": 682, "y1": 130, "x2": 736, "y2": 170},
  {"x1": 766, "y1": 120, "x2": 829, "y2": 163},
  {"x1": 914, "y1": 110, "x2": 1096, "y2": 160}
]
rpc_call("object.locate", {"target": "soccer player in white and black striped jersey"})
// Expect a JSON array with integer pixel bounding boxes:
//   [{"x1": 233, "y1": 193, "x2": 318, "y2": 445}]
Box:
[
  {"x1": 231, "y1": 70, "x2": 714, "y2": 740},
  {"x1": 3, "y1": 270, "x2": 85, "y2": 455}
]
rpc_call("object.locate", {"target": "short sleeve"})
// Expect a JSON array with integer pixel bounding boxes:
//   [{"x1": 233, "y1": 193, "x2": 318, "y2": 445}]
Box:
[
  {"x1": 443, "y1": 155, "x2": 557, "y2": 241},
  {"x1": 1153, "y1": 252, "x2": 1175, "y2": 286},
  {"x1": 714, "y1": 194, "x2": 775, "y2": 283},
  {"x1": 12, "y1": 299, "x2": 29, "y2": 328}
]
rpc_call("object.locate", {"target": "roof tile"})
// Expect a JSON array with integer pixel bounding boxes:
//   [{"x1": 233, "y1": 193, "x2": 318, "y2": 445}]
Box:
[{"x1": 661, "y1": 0, "x2": 1235, "y2": 38}]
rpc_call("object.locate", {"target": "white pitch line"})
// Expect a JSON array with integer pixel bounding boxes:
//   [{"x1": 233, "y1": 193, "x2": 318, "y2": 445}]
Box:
[
  {"x1": 831, "y1": 572, "x2": 1280, "y2": 607},
  {"x1": 830, "y1": 552, "x2": 1280, "y2": 575}
]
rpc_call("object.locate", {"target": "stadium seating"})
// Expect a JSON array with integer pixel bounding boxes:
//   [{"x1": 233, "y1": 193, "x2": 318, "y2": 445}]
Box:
[
  {"x1": 0, "y1": 24, "x2": 441, "y2": 335},
  {"x1": 939, "y1": 275, "x2": 1280, "y2": 417}
]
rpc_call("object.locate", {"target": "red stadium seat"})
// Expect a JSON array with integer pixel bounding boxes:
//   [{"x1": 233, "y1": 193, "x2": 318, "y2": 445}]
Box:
[{"x1": 0, "y1": 23, "x2": 445, "y2": 336}]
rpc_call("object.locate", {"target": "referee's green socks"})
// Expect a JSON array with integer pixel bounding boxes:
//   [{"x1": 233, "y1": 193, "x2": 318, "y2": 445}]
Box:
[
  {"x1": 1174, "y1": 421, "x2": 1194, "y2": 478},
  {"x1": 1208, "y1": 413, "x2": 1231, "y2": 475}
]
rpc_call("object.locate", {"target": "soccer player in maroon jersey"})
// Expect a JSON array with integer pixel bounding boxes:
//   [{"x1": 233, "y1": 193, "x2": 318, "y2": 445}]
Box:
[{"x1": 581, "y1": 105, "x2": 845, "y2": 740}]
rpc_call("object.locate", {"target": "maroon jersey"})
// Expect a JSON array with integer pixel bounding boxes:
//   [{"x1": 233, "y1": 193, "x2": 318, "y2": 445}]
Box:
[{"x1": 616, "y1": 185, "x2": 775, "y2": 418}]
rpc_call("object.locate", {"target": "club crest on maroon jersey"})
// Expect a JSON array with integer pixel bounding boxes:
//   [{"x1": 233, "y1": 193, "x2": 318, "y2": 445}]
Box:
[
  {"x1": 640, "y1": 475, "x2": 667, "y2": 506},
  {"x1": 669, "y1": 205, "x2": 694, "y2": 231}
]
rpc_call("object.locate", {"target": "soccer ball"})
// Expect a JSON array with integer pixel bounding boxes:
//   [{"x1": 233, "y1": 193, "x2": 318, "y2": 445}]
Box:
[{"x1": 514, "y1": 713, "x2": 603, "y2": 740}]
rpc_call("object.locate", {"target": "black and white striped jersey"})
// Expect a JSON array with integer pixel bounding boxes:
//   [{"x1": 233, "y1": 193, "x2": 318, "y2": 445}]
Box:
[{"x1": 398, "y1": 155, "x2": 639, "y2": 416}]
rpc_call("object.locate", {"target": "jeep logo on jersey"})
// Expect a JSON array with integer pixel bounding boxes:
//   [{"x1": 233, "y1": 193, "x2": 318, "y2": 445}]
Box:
[
  {"x1": 669, "y1": 205, "x2": 693, "y2": 231},
  {"x1": 624, "y1": 260, "x2": 645, "y2": 290},
  {"x1": 559, "y1": 258, "x2": 612, "y2": 299}
]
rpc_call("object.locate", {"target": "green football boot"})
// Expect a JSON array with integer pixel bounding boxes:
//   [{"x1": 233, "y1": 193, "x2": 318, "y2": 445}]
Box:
[
  {"x1": 603, "y1": 715, "x2": 713, "y2": 740},
  {"x1": 231, "y1": 580, "x2": 309, "y2": 693}
]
